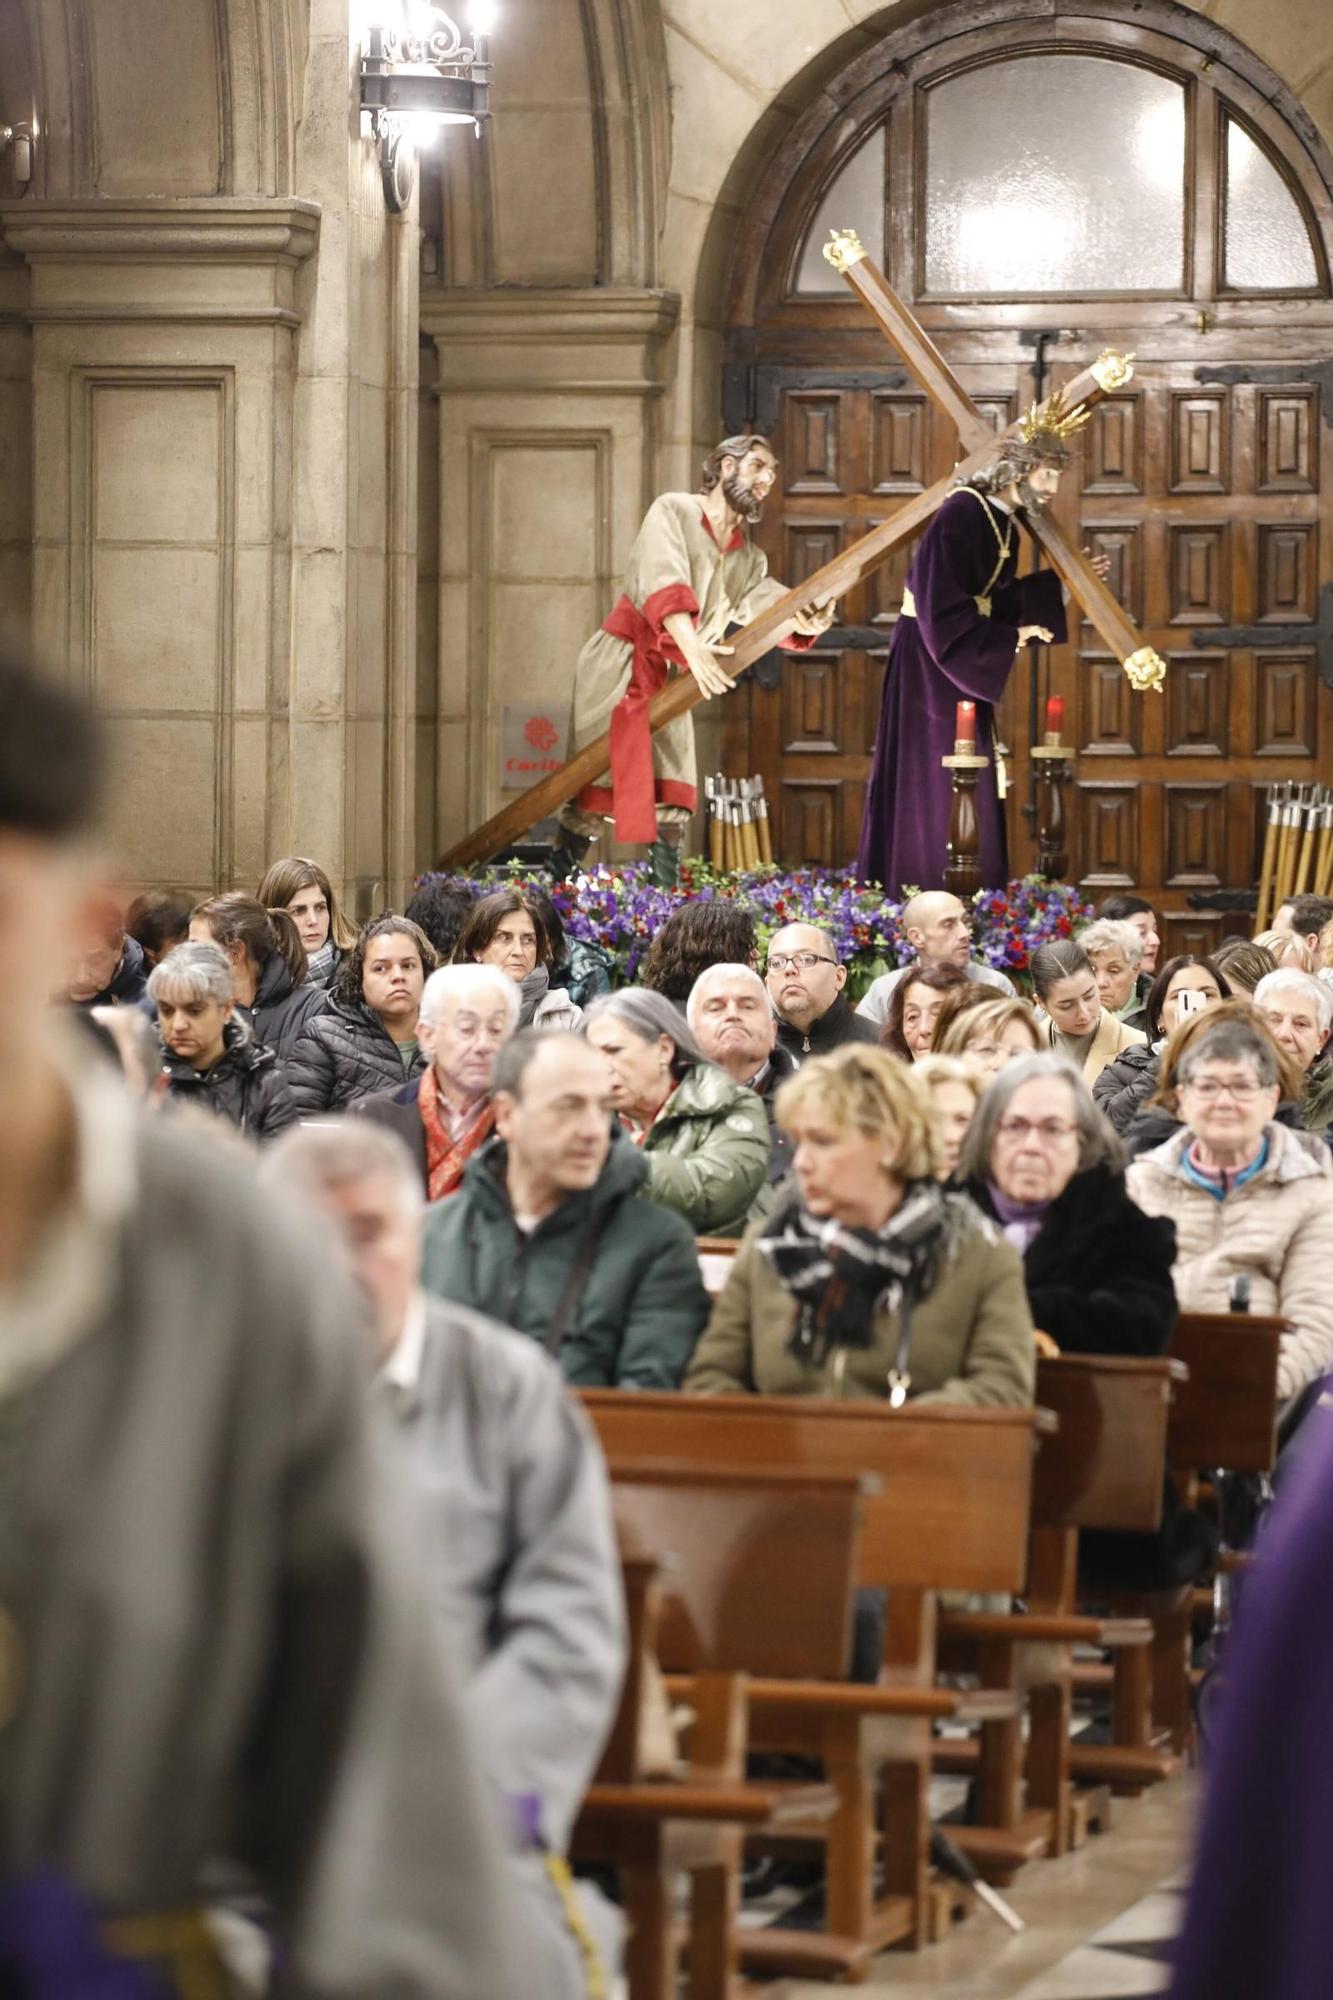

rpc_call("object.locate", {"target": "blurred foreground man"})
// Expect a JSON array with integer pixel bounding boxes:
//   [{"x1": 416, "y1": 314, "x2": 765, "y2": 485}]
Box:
[
  {"x1": 0, "y1": 644, "x2": 530, "y2": 1997},
  {"x1": 266, "y1": 1120, "x2": 627, "y2": 1996}
]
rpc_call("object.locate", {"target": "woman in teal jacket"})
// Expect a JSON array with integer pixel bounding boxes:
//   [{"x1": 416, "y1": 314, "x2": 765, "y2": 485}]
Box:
[{"x1": 583, "y1": 988, "x2": 771, "y2": 1236}]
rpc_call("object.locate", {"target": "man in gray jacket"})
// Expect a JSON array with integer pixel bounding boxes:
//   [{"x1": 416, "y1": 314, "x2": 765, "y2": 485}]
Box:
[
  {"x1": 266, "y1": 1117, "x2": 628, "y2": 1995},
  {"x1": 0, "y1": 642, "x2": 533, "y2": 1996}
]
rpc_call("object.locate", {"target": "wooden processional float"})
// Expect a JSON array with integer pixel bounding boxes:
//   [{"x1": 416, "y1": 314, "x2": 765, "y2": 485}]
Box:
[{"x1": 438, "y1": 229, "x2": 1166, "y2": 877}]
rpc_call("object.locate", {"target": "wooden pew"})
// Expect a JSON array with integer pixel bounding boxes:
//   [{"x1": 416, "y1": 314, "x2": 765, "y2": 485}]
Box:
[
  {"x1": 583, "y1": 1390, "x2": 1042, "y2": 1974},
  {"x1": 574, "y1": 1464, "x2": 867, "y2": 1999},
  {"x1": 1070, "y1": 1309, "x2": 1284, "y2": 1782},
  {"x1": 935, "y1": 1354, "x2": 1181, "y2": 1873}
]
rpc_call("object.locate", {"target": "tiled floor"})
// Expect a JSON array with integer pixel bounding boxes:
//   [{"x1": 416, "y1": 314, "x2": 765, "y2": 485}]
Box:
[{"x1": 769, "y1": 1772, "x2": 1195, "y2": 1998}]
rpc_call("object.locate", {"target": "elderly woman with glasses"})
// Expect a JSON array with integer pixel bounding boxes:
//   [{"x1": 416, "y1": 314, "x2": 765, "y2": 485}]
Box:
[
  {"x1": 582, "y1": 988, "x2": 770, "y2": 1235},
  {"x1": 959, "y1": 1052, "x2": 1177, "y2": 1360},
  {"x1": 1127, "y1": 1005, "x2": 1333, "y2": 1408},
  {"x1": 685, "y1": 1045, "x2": 1034, "y2": 1406}
]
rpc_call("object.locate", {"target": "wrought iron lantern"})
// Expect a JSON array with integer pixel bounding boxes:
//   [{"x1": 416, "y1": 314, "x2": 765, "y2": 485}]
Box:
[{"x1": 360, "y1": 3, "x2": 494, "y2": 211}]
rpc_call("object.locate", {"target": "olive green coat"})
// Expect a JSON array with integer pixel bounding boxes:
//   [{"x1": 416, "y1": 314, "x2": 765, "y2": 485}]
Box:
[
  {"x1": 685, "y1": 1192, "x2": 1036, "y2": 1407},
  {"x1": 641, "y1": 1061, "x2": 772, "y2": 1237}
]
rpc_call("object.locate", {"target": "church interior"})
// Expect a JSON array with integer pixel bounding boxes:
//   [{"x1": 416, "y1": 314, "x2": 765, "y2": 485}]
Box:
[{"x1": 4, "y1": 2, "x2": 1333, "y2": 1995}]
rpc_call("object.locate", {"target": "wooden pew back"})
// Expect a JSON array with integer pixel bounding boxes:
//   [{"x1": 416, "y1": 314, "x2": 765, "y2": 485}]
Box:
[
  {"x1": 1167, "y1": 1311, "x2": 1284, "y2": 1474},
  {"x1": 1032, "y1": 1354, "x2": 1183, "y2": 1533},
  {"x1": 609, "y1": 1461, "x2": 869, "y2": 1681},
  {"x1": 584, "y1": 1390, "x2": 1041, "y2": 1597}
]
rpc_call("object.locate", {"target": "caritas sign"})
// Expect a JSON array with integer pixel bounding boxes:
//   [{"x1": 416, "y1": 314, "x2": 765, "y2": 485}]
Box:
[{"x1": 501, "y1": 704, "x2": 568, "y2": 790}]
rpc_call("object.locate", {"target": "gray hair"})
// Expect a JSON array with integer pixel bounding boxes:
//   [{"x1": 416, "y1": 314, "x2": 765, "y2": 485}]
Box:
[
  {"x1": 1174, "y1": 1016, "x2": 1281, "y2": 1090},
  {"x1": 419, "y1": 960, "x2": 520, "y2": 1032},
  {"x1": 1079, "y1": 918, "x2": 1144, "y2": 969},
  {"x1": 1254, "y1": 968, "x2": 1333, "y2": 1035},
  {"x1": 583, "y1": 987, "x2": 704, "y2": 1076},
  {"x1": 260, "y1": 1118, "x2": 423, "y2": 1218},
  {"x1": 685, "y1": 961, "x2": 771, "y2": 1031},
  {"x1": 956, "y1": 1051, "x2": 1124, "y2": 1182},
  {"x1": 147, "y1": 940, "x2": 234, "y2": 1008}
]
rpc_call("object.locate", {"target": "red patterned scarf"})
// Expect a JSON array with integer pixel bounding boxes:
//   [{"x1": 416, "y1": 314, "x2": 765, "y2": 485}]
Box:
[{"x1": 418, "y1": 1067, "x2": 495, "y2": 1202}]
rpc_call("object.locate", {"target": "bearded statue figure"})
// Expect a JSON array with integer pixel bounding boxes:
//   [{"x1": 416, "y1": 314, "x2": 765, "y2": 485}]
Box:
[
  {"x1": 557, "y1": 433, "x2": 836, "y2": 883},
  {"x1": 856, "y1": 392, "x2": 1110, "y2": 895}
]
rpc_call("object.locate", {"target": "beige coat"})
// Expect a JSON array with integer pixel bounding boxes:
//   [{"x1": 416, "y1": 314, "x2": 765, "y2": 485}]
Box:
[
  {"x1": 684, "y1": 1194, "x2": 1035, "y2": 1407},
  {"x1": 1126, "y1": 1122, "x2": 1333, "y2": 1400},
  {"x1": 1044, "y1": 1007, "x2": 1146, "y2": 1089}
]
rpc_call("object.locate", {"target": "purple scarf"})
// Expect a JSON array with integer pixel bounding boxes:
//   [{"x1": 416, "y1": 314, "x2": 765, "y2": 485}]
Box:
[{"x1": 985, "y1": 1181, "x2": 1051, "y2": 1254}]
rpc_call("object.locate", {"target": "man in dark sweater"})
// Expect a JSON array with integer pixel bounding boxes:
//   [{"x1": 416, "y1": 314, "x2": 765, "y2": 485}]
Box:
[{"x1": 764, "y1": 922, "x2": 879, "y2": 1064}]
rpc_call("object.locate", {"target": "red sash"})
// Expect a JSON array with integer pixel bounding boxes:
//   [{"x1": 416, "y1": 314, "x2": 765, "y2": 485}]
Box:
[
  {"x1": 419, "y1": 1068, "x2": 495, "y2": 1203},
  {"x1": 578, "y1": 592, "x2": 697, "y2": 844}
]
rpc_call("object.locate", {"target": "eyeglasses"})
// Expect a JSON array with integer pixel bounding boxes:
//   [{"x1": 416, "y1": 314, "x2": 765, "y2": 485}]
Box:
[
  {"x1": 766, "y1": 953, "x2": 837, "y2": 973},
  {"x1": 1180, "y1": 1077, "x2": 1265, "y2": 1101},
  {"x1": 996, "y1": 1116, "x2": 1078, "y2": 1143}
]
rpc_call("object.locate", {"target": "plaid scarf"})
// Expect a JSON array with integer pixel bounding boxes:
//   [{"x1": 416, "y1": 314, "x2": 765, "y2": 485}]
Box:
[
  {"x1": 759, "y1": 1180, "x2": 958, "y2": 1372},
  {"x1": 418, "y1": 1067, "x2": 495, "y2": 1203}
]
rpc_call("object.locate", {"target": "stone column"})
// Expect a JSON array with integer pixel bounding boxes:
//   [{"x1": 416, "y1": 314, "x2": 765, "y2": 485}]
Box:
[
  {"x1": 0, "y1": 198, "x2": 318, "y2": 901},
  {"x1": 418, "y1": 284, "x2": 679, "y2": 861}
]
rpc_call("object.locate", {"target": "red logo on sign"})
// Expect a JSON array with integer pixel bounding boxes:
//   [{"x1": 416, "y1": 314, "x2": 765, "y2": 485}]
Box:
[{"x1": 525, "y1": 715, "x2": 558, "y2": 752}]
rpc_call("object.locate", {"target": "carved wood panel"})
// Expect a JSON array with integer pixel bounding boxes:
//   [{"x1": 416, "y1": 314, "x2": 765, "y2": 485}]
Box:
[
  {"x1": 782, "y1": 653, "x2": 840, "y2": 752},
  {"x1": 1169, "y1": 392, "x2": 1229, "y2": 493},
  {"x1": 1254, "y1": 649, "x2": 1317, "y2": 756},
  {"x1": 1256, "y1": 522, "x2": 1316, "y2": 622},
  {"x1": 1076, "y1": 782, "x2": 1140, "y2": 886},
  {"x1": 1164, "y1": 783, "x2": 1227, "y2": 887},
  {"x1": 1083, "y1": 395, "x2": 1143, "y2": 494},
  {"x1": 1166, "y1": 650, "x2": 1227, "y2": 757},
  {"x1": 784, "y1": 392, "x2": 844, "y2": 494},
  {"x1": 1168, "y1": 524, "x2": 1229, "y2": 624},
  {"x1": 870, "y1": 393, "x2": 930, "y2": 492},
  {"x1": 1257, "y1": 389, "x2": 1317, "y2": 493}
]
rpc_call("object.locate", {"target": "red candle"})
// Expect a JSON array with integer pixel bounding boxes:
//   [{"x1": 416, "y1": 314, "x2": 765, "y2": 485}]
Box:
[
  {"x1": 955, "y1": 700, "x2": 977, "y2": 749},
  {"x1": 1045, "y1": 694, "x2": 1065, "y2": 743}
]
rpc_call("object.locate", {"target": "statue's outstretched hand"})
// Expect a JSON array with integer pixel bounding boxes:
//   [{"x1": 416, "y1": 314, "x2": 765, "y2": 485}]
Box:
[
  {"x1": 1017, "y1": 625, "x2": 1054, "y2": 647},
  {"x1": 685, "y1": 643, "x2": 736, "y2": 699},
  {"x1": 1082, "y1": 545, "x2": 1113, "y2": 583},
  {"x1": 791, "y1": 597, "x2": 838, "y2": 637}
]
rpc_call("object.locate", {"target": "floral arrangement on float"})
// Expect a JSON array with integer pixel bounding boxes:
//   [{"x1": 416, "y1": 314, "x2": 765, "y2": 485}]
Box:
[{"x1": 417, "y1": 862, "x2": 1092, "y2": 998}]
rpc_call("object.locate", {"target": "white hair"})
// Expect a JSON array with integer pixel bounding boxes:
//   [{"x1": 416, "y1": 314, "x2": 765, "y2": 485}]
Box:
[
  {"x1": 260, "y1": 1118, "x2": 424, "y2": 1217},
  {"x1": 1078, "y1": 918, "x2": 1144, "y2": 968},
  {"x1": 685, "y1": 961, "x2": 771, "y2": 1031},
  {"x1": 419, "y1": 960, "x2": 520, "y2": 1031},
  {"x1": 1254, "y1": 968, "x2": 1333, "y2": 1035}
]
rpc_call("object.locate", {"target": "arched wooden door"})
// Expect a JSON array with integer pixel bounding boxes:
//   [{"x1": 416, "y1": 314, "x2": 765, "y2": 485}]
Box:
[{"x1": 721, "y1": 1, "x2": 1333, "y2": 949}]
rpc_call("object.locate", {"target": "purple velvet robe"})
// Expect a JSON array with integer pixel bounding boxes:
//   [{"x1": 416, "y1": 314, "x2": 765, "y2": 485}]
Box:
[
  {"x1": 1170, "y1": 1410, "x2": 1333, "y2": 2000},
  {"x1": 855, "y1": 488, "x2": 1066, "y2": 894}
]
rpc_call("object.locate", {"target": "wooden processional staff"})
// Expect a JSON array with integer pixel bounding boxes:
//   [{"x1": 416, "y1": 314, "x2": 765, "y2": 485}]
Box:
[{"x1": 439, "y1": 230, "x2": 1165, "y2": 873}]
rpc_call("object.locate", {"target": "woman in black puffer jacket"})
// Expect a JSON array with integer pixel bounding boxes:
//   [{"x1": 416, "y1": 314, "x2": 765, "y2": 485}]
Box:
[
  {"x1": 190, "y1": 891, "x2": 327, "y2": 1062},
  {"x1": 1094, "y1": 954, "x2": 1231, "y2": 1138},
  {"x1": 287, "y1": 914, "x2": 438, "y2": 1116},
  {"x1": 150, "y1": 942, "x2": 297, "y2": 1143}
]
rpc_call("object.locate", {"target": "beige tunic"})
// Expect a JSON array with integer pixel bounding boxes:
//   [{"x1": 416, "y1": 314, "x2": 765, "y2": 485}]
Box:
[{"x1": 569, "y1": 492, "x2": 797, "y2": 842}]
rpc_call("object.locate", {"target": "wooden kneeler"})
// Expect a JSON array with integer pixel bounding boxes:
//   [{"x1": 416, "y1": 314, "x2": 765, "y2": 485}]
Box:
[
  {"x1": 584, "y1": 1393, "x2": 1041, "y2": 1976},
  {"x1": 934, "y1": 1355, "x2": 1180, "y2": 1877}
]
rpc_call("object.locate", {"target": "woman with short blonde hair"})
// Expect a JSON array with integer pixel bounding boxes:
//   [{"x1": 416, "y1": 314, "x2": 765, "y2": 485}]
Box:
[
  {"x1": 686, "y1": 1045, "x2": 1034, "y2": 1407},
  {"x1": 935, "y1": 994, "x2": 1041, "y2": 1074},
  {"x1": 911, "y1": 1054, "x2": 985, "y2": 1183}
]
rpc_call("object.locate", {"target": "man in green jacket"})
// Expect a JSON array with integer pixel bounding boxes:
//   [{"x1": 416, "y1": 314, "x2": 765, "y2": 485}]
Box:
[{"x1": 421, "y1": 1032, "x2": 711, "y2": 1386}]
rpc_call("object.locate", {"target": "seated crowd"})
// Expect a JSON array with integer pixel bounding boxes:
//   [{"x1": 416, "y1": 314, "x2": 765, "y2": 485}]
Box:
[{"x1": 31, "y1": 616, "x2": 1333, "y2": 1995}]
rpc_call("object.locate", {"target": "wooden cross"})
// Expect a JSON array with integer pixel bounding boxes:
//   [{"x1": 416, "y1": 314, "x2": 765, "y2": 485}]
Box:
[{"x1": 439, "y1": 231, "x2": 1165, "y2": 869}]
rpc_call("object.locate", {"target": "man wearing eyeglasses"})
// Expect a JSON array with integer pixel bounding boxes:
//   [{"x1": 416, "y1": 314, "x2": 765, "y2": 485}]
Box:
[{"x1": 764, "y1": 923, "x2": 880, "y2": 1063}]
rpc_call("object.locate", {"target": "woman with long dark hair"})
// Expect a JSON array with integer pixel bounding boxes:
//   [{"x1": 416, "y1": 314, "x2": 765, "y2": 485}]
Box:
[
  {"x1": 190, "y1": 891, "x2": 326, "y2": 1060},
  {"x1": 257, "y1": 856, "x2": 358, "y2": 990},
  {"x1": 453, "y1": 888, "x2": 581, "y2": 1030}
]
